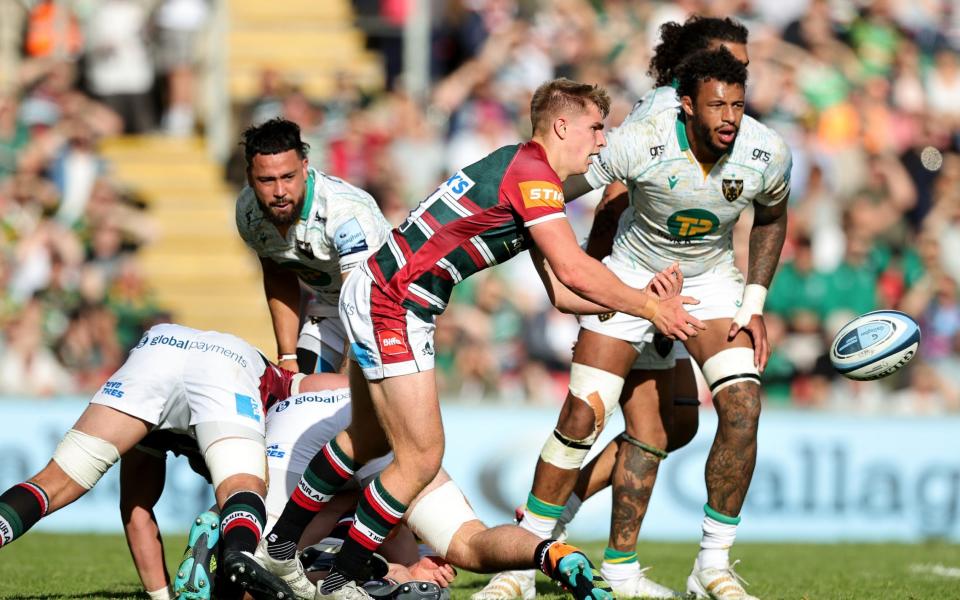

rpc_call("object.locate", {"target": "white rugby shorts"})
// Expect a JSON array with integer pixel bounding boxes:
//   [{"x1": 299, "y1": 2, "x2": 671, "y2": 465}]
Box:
[
  {"x1": 90, "y1": 324, "x2": 267, "y2": 436},
  {"x1": 581, "y1": 258, "x2": 744, "y2": 370},
  {"x1": 264, "y1": 389, "x2": 392, "y2": 527},
  {"x1": 299, "y1": 301, "x2": 349, "y2": 373},
  {"x1": 339, "y1": 265, "x2": 436, "y2": 380}
]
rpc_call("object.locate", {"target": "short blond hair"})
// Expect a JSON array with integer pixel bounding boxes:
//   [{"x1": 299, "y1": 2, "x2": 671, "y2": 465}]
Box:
[{"x1": 530, "y1": 78, "x2": 611, "y2": 135}]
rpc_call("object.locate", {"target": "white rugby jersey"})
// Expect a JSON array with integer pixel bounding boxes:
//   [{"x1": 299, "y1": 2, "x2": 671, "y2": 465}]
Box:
[
  {"x1": 236, "y1": 168, "x2": 391, "y2": 315},
  {"x1": 585, "y1": 109, "x2": 792, "y2": 276},
  {"x1": 622, "y1": 85, "x2": 681, "y2": 124}
]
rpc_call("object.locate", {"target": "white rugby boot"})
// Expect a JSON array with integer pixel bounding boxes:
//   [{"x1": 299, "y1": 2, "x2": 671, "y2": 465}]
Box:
[
  {"x1": 315, "y1": 580, "x2": 373, "y2": 600},
  {"x1": 610, "y1": 567, "x2": 685, "y2": 599},
  {"x1": 254, "y1": 537, "x2": 318, "y2": 600},
  {"x1": 470, "y1": 569, "x2": 536, "y2": 600},
  {"x1": 686, "y1": 560, "x2": 758, "y2": 600}
]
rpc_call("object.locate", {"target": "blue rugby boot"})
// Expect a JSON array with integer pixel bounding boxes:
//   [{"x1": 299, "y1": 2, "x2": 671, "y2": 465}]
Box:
[
  {"x1": 538, "y1": 541, "x2": 613, "y2": 600},
  {"x1": 174, "y1": 510, "x2": 221, "y2": 599}
]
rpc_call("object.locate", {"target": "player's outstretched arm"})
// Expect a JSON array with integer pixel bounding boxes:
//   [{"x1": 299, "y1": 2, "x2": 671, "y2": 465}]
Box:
[
  {"x1": 260, "y1": 257, "x2": 302, "y2": 372},
  {"x1": 561, "y1": 173, "x2": 596, "y2": 202},
  {"x1": 528, "y1": 217, "x2": 704, "y2": 339},
  {"x1": 119, "y1": 448, "x2": 171, "y2": 597}
]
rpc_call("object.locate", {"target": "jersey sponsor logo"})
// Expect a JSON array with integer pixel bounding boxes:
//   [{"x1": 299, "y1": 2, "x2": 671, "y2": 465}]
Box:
[
  {"x1": 722, "y1": 179, "x2": 744, "y2": 202},
  {"x1": 667, "y1": 209, "x2": 719, "y2": 238},
  {"x1": 667, "y1": 175, "x2": 679, "y2": 190},
  {"x1": 376, "y1": 329, "x2": 409, "y2": 356},
  {"x1": 751, "y1": 148, "x2": 771, "y2": 163},
  {"x1": 334, "y1": 218, "x2": 369, "y2": 256},
  {"x1": 649, "y1": 145, "x2": 665, "y2": 158},
  {"x1": 266, "y1": 444, "x2": 286, "y2": 459},
  {"x1": 135, "y1": 334, "x2": 149, "y2": 349},
  {"x1": 519, "y1": 180, "x2": 565, "y2": 210},
  {"x1": 235, "y1": 393, "x2": 262, "y2": 422},
  {"x1": 101, "y1": 380, "x2": 124, "y2": 398},
  {"x1": 275, "y1": 399, "x2": 290, "y2": 412}
]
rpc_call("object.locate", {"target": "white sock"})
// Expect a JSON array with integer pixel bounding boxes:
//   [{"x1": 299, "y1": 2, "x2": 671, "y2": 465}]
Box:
[
  {"x1": 147, "y1": 586, "x2": 173, "y2": 600},
  {"x1": 696, "y1": 515, "x2": 738, "y2": 570},
  {"x1": 600, "y1": 559, "x2": 640, "y2": 587},
  {"x1": 519, "y1": 506, "x2": 558, "y2": 539}
]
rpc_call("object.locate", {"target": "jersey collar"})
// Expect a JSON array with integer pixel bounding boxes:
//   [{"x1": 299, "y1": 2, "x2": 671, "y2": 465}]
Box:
[{"x1": 299, "y1": 168, "x2": 315, "y2": 222}]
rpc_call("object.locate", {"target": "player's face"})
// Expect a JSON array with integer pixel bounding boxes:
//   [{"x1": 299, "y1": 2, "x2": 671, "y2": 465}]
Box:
[
  {"x1": 566, "y1": 103, "x2": 607, "y2": 175},
  {"x1": 686, "y1": 79, "x2": 745, "y2": 158},
  {"x1": 248, "y1": 150, "x2": 308, "y2": 227}
]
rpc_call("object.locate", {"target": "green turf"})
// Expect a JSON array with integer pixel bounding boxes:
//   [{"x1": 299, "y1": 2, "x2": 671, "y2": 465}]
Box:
[{"x1": 1, "y1": 534, "x2": 959, "y2": 599}]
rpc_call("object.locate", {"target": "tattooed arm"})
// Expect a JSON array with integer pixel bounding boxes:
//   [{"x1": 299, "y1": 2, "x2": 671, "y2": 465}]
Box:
[{"x1": 747, "y1": 198, "x2": 788, "y2": 287}]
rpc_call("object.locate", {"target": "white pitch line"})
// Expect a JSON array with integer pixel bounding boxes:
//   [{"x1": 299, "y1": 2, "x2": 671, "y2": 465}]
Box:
[{"x1": 909, "y1": 563, "x2": 960, "y2": 578}]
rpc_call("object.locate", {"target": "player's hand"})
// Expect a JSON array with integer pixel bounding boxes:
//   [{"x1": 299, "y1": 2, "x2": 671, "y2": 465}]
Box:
[
  {"x1": 406, "y1": 555, "x2": 457, "y2": 587},
  {"x1": 728, "y1": 313, "x2": 770, "y2": 372},
  {"x1": 644, "y1": 263, "x2": 683, "y2": 300},
  {"x1": 652, "y1": 295, "x2": 705, "y2": 341},
  {"x1": 279, "y1": 357, "x2": 300, "y2": 373}
]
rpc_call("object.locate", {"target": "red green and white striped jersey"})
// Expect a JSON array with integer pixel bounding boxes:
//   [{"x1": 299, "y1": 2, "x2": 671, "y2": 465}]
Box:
[{"x1": 367, "y1": 141, "x2": 567, "y2": 318}]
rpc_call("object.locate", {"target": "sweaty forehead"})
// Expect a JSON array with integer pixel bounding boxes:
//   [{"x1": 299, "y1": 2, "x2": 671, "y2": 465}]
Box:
[
  {"x1": 250, "y1": 150, "x2": 302, "y2": 175},
  {"x1": 697, "y1": 79, "x2": 745, "y2": 102}
]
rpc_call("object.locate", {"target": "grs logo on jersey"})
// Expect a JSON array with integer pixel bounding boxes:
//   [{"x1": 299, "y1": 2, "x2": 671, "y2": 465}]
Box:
[
  {"x1": 751, "y1": 148, "x2": 771, "y2": 163},
  {"x1": 519, "y1": 181, "x2": 564, "y2": 210},
  {"x1": 649, "y1": 145, "x2": 665, "y2": 158},
  {"x1": 667, "y1": 209, "x2": 719, "y2": 238},
  {"x1": 722, "y1": 179, "x2": 744, "y2": 202}
]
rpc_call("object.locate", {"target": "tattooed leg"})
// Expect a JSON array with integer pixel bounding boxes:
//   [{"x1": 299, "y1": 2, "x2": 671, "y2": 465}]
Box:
[
  {"x1": 704, "y1": 381, "x2": 761, "y2": 516},
  {"x1": 609, "y1": 437, "x2": 662, "y2": 550}
]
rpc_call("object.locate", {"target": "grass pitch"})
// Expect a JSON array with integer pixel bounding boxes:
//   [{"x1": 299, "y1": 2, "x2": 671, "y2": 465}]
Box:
[{"x1": 0, "y1": 534, "x2": 958, "y2": 599}]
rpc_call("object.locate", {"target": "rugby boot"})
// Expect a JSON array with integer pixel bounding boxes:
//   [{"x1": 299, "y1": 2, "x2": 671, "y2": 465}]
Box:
[
  {"x1": 364, "y1": 579, "x2": 450, "y2": 600},
  {"x1": 686, "y1": 560, "x2": 758, "y2": 600},
  {"x1": 223, "y1": 549, "x2": 298, "y2": 600},
  {"x1": 300, "y1": 537, "x2": 389, "y2": 579},
  {"x1": 252, "y1": 537, "x2": 317, "y2": 600},
  {"x1": 316, "y1": 579, "x2": 374, "y2": 600},
  {"x1": 470, "y1": 570, "x2": 536, "y2": 600},
  {"x1": 541, "y1": 542, "x2": 614, "y2": 600},
  {"x1": 173, "y1": 510, "x2": 220, "y2": 600},
  {"x1": 609, "y1": 567, "x2": 684, "y2": 599}
]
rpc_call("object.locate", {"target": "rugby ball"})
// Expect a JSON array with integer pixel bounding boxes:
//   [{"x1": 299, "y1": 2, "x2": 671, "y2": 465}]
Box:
[{"x1": 829, "y1": 310, "x2": 921, "y2": 381}]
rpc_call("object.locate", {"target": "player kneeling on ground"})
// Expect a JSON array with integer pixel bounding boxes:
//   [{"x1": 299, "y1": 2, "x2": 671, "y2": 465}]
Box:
[{"x1": 0, "y1": 323, "x2": 299, "y2": 600}]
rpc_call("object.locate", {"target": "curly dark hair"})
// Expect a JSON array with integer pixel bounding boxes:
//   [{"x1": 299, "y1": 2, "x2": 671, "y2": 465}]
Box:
[
  {"x1": 675, "y1": 46, "x2": 748, "y2": 100},
  {"x1": 648, "y1": 16, "x2": 749, "y2": 88},
  {"x1": 240, "y1": 118, "x2": 310, "y2": 167}
]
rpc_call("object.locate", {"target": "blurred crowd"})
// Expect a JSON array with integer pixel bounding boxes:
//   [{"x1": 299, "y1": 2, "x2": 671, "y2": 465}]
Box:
[
  {"x1": 0, "y1": 0, "x2": 196, "y2": 395},
  {"x1": 239, "y1": 0, "x2": 960, "y2": 413},
  {"x1": 4, "y1": 0, "x2": 960, "y2": 414}
]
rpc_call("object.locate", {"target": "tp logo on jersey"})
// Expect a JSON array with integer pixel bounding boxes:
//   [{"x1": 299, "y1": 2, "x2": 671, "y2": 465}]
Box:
[
  {"x1": 667, "y1": 209, "x2": 719, "y2": 238},
  {"x1": 519, "y1": 181, "x2": 564, "y2": 210},
  {"x1": 722, "y1": 179, "x2": 743, "y2": 202}
]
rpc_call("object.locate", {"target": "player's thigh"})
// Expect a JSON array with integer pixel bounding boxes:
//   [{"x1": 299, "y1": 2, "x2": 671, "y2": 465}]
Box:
[
  {"x1": 682, "y1": 318, "x2": 753, "y2": 366},
  {"x1": 572, "y1": 328, "x2": 639, "y2": 375},
  {"x1": 71, "y1": 403, "x2": 152, "y2": 455},
  {"x1": 367, "y1": 370, "x2": 442, "y2": 459}
]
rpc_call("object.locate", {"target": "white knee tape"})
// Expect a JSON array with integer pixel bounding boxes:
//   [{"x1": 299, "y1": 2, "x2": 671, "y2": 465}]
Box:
[
  {"x1": 195, "y1": 422, "x2": 266, "y2": 489},
  {"x1": 406, "y1": 480, "x2": 478, "y2": 558},
  {"x1": 700, "y1": 347, "x2": 760, "y2": 395},
  {"x1": 52, "y1": 429, "x2": 120, "y2": 490},
  {"x1": 568, "y1": 363, "x2": 624, "y2": 437},
  {"x1": 539, "y1": 430, "x2": 590, "y2": 469}
]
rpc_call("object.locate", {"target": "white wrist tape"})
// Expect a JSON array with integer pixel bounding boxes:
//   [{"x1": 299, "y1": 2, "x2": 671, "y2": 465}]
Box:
[{"x1": 732, "y1": 284, "x2": 767, "y2": 327}]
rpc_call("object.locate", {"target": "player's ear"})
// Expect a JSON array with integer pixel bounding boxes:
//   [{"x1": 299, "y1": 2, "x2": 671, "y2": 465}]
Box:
[
  {"x1": 301, "y1": 158, "x2": 309, "y2": 176},
  {"x1": 680, "y1": 95, "x2": 695, "y2": 118},
  {"x1": 553, "y1": 117, "x2": 568, "y2": 140}
]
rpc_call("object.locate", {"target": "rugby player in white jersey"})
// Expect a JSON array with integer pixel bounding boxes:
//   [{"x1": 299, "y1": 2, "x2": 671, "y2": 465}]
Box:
[
  {"x1": 476, "y1": 17, "x2": 756, "y2": 600},
  {"x1": 494, "y1": 48, "x2": 790, "y2": 600},
  {"x1": 0, "y1": 323, "x2": 300, "y2": 599},
  {"x1": 236, "y1": 118, "x2": 391, "y2": 374}
]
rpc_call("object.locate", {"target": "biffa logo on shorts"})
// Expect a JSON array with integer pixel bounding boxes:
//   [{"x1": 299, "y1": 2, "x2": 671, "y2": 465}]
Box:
[{"x1": 376, "y1": 329, "x2": 409, "y2": 356}]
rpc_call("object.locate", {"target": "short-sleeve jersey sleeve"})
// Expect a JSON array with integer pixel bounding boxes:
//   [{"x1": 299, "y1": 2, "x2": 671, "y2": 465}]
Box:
[
  {"x1": 500, "y1": 147, "x2": 568, "y2": 227},
  {"x1": 584, "y1": 121, "x2": 650, "y2": 189},
  {"x1": 756, "y1": 136, "x2": 793, "y2": 207},
  {"x1": 324, "y1": 183, "x2": 391, "y2": 272}
]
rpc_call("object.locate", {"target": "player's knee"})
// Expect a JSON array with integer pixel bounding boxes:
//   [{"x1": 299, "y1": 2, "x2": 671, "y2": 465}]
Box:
[
  {"x1": 407, "y1": 480, "x2": 479, "y2": 562},
  {"x1": 216, "y1": 473, "x2": 266, "y2": 503},
  {"x1": 542, "y1": 364, "x2": 623, "y2": 470},
  {"x1": 195, "y1": 422, "x2": 266, "y2": 492},
  {"x1": 702, "y1": 347, "x2": 762, "y2": 430},
  {"x1": 396, "y1": 447, "x2": 443, "y2": 490},
  {"x1": 52, "y1": 429, "x2": 121, "y2": 491}
]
